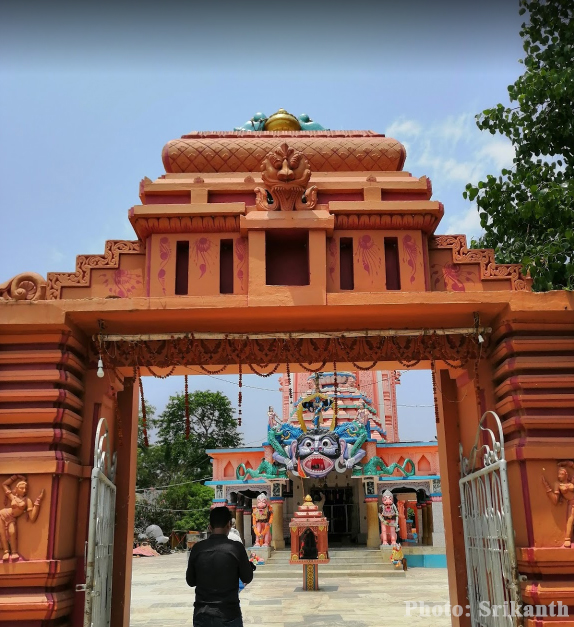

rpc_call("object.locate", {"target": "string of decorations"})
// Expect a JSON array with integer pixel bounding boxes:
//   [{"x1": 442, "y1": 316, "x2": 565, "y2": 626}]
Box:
[
  {"x1": 237, "y1": 362, "x2": 243, "y2": 426},
  {"x1": 184, "y1": 374, "x2": 190, "y2": 440},
  {"x1": 135, "y1": 365, "x2": 149, "y2": 448}
]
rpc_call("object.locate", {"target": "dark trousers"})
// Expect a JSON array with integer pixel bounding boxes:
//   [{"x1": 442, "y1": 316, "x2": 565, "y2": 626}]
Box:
[{"x1": 193, "y1": 613, "x2": 243, "y2": 627}]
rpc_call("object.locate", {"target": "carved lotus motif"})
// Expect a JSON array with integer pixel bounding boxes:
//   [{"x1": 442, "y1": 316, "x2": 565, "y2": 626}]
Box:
[{"x1": 255, "y1": 142, "x2": 317, "y2": 211}]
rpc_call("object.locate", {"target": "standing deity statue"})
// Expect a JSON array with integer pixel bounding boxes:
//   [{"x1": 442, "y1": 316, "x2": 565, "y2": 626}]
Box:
[
  {"x1": 379, "y1": 490, "x2": 399, "y2": 546},
  {"x1": 542, "y1": 461, "x2": 574, "y2": 547},
  {"x1": 1, "y1": 474, "x2": 45, "y2": 561},
  {"x1": 252, "y1": 493, "x2": 273, "y2": 547}
]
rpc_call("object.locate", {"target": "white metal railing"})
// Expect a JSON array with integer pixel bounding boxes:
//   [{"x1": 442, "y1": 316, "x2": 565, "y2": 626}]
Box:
[
  {"x1": 76, "y1": 418, "x2": 117, "y2": 627},
  {"x1": 459, "y1": 411, "x2": 520, "y2": 627}
]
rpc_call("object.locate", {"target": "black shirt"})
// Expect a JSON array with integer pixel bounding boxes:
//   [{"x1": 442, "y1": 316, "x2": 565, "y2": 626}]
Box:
[{"x1": 186, "y1": 534, "x2": 254, "y2": 619}]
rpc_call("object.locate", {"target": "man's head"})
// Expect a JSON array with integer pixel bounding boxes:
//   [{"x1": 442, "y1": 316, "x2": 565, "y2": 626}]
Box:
[{"x1": 209, "y1": 506, "x2": 232, "y2": 534}]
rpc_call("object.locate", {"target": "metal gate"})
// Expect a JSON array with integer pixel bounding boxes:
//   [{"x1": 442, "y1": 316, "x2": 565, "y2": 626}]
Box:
[
  {"x1": 76, "y1": 417, "x2": 117, "y2": 627},
  {"x1": 459, "y1": 411, "x2": 520, "y2": 627}
]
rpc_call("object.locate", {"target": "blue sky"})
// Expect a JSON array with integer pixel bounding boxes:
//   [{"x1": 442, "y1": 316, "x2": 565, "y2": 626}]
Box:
[{"x1": 0, "y1": 1, "x2": 525, "y2": 445}]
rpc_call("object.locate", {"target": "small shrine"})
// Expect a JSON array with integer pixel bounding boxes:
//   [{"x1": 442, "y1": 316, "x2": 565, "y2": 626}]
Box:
[{"x1": 289, "y1": 495, "x2": 330, "y2": 590}]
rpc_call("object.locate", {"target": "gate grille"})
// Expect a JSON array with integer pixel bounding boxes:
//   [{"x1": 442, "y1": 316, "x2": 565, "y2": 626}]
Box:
[
  {"x1": 76, "y1": 418, "x2": 117, "y2": 627},
  {"x1": 459, "y1": 411, "x2": 520, "y2": 627}
]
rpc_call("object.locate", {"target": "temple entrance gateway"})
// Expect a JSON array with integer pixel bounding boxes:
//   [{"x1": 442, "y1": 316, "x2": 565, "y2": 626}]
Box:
[{"x1": 1, "y1": 109, "x2": 572, "y2": 627}]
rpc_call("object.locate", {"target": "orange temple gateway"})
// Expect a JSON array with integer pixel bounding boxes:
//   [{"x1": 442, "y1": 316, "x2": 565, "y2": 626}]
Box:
[{"x1": 0, "y1": 108, "x2": 573, "y2": 627}]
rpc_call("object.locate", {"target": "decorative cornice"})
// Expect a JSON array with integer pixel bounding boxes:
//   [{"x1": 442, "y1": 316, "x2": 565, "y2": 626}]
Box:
[
  {"x1": 334, "y1": 212, "x2": 441, "y2": 234},
  {"x1": 46, "y1": 240, "x2": 145, "y2": 300},
  {"x1": 131, "y1": 215, "x2": 240, "y2": 239},
  {"x1": 430, "y1": 234, "x2": 531, "y2": 291},
  {"x1": 0, "y1": 272, "x2": 47, "y2": 301}
]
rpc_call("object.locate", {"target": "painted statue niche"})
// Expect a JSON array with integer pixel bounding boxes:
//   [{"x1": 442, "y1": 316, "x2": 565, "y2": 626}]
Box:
[
  {"x1": 379, "y1": 489, "x2": 399, "y2": 546},
  {"x1": 252, "y1": 493, "x2": 273, "y2": 547},
  {"x1": 1, "y1": 474, "x2": 45, "y2": 561},
  {"x1": 542, "y1": 460, "x2": 574, "y2": 548}
]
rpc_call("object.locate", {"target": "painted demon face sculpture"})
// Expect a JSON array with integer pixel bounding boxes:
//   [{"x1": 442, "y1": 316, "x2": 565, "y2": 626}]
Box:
[{"x1": 294, "y1": 428, "x2": 340, "y2": 478}]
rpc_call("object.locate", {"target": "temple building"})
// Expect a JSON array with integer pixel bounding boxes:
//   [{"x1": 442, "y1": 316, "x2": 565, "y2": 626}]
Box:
[{"x1": 206, "y1": 369, "x2": 444, "y2": 557}]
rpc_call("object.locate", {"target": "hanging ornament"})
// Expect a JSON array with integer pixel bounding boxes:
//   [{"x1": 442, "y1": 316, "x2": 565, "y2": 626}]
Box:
[
  {"x1": 184, "y1": 374, "x2": 190, "y2": 440},
  {"x1": 333, "y1": 359, "x2": 339, "y2": 423},
  {"x1": 238, "y1": 362, "x2": 243, "y2": 426},
  {"x1": 136, "y1": 366, "x2": 149, "y2": 448},
  {"x1": 286, "y1": 362, "x2": 293, "y2": 403},
  {"x1": 430, "y1": 359, "x2": 440, "y2": 425}
]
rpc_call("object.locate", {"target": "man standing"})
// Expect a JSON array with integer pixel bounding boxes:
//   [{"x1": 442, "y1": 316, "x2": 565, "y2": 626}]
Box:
[{"x1": 186, "y1": 506, "x2": 255, "y2": 627}]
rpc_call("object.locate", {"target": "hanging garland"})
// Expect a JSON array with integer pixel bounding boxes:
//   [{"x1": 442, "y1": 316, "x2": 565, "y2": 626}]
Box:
[
  {"x1": 286, "y1": 362, "x2": 293, "y2": 403},
  {"x1": 237, "y1": 362, "x2": 243, "y2": 427},
  {"x1": 430, "y1": 359, "x2": 440, "y2": 425},
  {"x1": 135, "y1": 365, "x2": 149, "y2": 448},
  {"x1": 147, "y1": 364, "x2": 177, "y2": 379},
  {"x1": 114, "y1": 393, "x2": 123, "y2": 448},
  {"x1": 184, "y1": 374, "x2": 190, "y2": 440},
  {"x1": 248, "y1": 363, "x2": 281, "y2": 377},
  {"x1": 332, "y1": 359, "x2": 339, "y2": 419}
]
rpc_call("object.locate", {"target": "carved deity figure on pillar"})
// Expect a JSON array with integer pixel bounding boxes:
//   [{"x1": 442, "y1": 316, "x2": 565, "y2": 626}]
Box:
[
  {"x1": 542, "y1": 461, "x2": 574, "y2": 548},
  {"x1": 379, "y1": 490, "x2": 399, "y2": 546},
  {"x1": 252, "y1": 493, "x2": 273, "y2": 547},
  {"x1": 1, "y1": 474, "x2": 45, "y2": 560}
]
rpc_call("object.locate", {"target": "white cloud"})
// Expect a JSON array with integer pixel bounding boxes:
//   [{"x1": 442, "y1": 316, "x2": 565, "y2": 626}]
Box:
[
  {"x1": 444, "y1": 204, "x2": 484, "y2": 240},
  {"x1": 478, "y1": 140, "x2": 515, "y2": 170},
  {"x1": 385, "y1": 118, "x2": 422, "y2": 138}
]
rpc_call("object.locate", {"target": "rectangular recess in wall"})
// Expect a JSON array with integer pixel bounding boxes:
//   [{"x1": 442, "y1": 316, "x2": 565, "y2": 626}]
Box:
[
  {"x1": 220, "y1": 239, "x2": 234, "y2": 294},
  {"x1": 339, "y1": 237, "x2": 354, "y2": 290},
  {"x1": 384, "y1": 237, "x2": 401, "y2": 290},
  {"x1": 265, "y1": 230, "x2": 309, "y2": 286},
  {"x1": 175, "y1": 241, "x2": 189, "y2": 295}
]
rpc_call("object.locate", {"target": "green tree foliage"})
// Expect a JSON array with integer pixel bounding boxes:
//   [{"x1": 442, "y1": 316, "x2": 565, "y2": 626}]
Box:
[
  {"x1": 135, "y1": 389, "x2": 241, "y2": 534},
  {"x1": 155, "y1": 390, "x2": 242, "y2": 483},
  {"x1": 465, "y1": 0, "x2": 574, "y2": 291}
]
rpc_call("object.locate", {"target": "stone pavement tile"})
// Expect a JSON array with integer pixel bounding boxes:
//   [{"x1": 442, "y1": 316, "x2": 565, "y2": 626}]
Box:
[{"x1": 131, "y1": 554, "x2": 451, "y2": 627}]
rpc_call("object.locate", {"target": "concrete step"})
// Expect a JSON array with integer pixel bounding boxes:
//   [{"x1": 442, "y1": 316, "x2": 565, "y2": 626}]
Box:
[
  {"x1": 269, "y1": 555, "x2": 383, "y2": 564},
  {"x1": 254, "y1": 568, "x2": 406, "y2": 579},
  {"x1": 263, "y1": 563, "x2": 395, "y2": 572}
]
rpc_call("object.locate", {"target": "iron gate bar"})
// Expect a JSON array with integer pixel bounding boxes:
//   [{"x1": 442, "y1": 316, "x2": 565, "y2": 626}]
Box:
[
  {"x1": 76, "y1": 418, "x2": 117, "y2": 627},
  {"x1": 459, "y1": 411, "x2": 520, "y2": 627}
]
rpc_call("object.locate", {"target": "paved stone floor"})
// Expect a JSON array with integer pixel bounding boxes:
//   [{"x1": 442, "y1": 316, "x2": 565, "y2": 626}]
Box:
[{"x1": 130, "y1": 553, "x2": 452, "y2": 627}]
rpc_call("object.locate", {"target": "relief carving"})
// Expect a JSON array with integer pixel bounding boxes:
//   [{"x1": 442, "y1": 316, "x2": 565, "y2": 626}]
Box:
[
  {"x1": 1, "y1": 474, "x2": 45, "y2": 561},
  {"x1": 542, "y1": 461, "x2": 574, "y2": 548},
  {"x1": 0, "y1": 272, "x2": 47, "y2": 301},
  {"x1": 255, "y1": 143, "x2": 318, "y2": 212}
]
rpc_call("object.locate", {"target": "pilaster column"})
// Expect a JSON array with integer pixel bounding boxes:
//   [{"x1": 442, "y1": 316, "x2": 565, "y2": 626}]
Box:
[
  {"x1": 421, "y1": 502, "x2": 430, "y2": 545},
  {"x1": 243, "y1": 506, "x2": 253, "y2": 546},
  {"x1": 431, "y1": 496, "x2": 445, "y2": 548},
  {"x1": 235, "y1": 504, "x2": 244, "y2": 543},
  {"x1": 416, "y1": 504, "x2": 423, "y2": 544},
  {"x1": 270, "y1": 497, "x2": 285, "y2": 549},
  {"x1": 364, "y1": 480, "x2": 379, "y2": 548}
]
